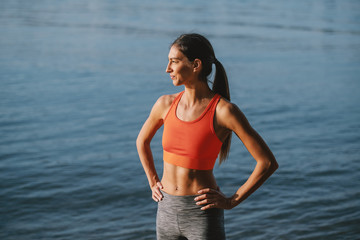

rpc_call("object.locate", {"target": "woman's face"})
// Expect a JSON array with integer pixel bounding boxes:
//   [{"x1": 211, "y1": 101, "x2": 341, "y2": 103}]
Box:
[{"x1": 166, "y1": 45, "x2": 194, "y2": 86}]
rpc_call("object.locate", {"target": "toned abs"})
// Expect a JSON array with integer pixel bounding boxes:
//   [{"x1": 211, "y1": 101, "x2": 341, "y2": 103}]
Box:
[{"x1": 161, "y1": 161, "x2": 219, "y2": 195}]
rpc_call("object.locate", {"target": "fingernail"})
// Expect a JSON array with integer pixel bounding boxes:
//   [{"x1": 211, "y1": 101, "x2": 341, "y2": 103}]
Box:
[{"x1": 194, "y1": 197, "x2": 197, "y2": 201}]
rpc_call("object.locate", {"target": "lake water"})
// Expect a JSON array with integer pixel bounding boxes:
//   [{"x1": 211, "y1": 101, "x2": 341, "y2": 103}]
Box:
[{"x1": 1, "y1": 0, "x2": 359, "y2": 239}]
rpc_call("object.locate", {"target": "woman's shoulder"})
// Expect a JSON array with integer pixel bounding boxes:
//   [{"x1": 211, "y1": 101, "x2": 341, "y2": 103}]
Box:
[
  {"x1": 152, "y1": 92, "x2": 182, "y2": 119},
  {"x1": 155, "y1": 92, "x2": 182, "y2": 108},
  {"x1": 216, "y1": 97, "x2": 245, "y2": 122},
  {"x1": 215, "y1": 97, "x2": 250, "y2": 130},
  {"x1": 216, "y1": 97, "x2": 239, "y2": 115}
]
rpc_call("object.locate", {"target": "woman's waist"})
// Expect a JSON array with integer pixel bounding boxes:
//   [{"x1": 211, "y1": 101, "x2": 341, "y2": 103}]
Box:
[
  {"x1": 161, "y1": 163, "x2": 218, "y2": 196},
  {"x1": 161, "y1": 180, "x2": 218, "y2": 196}
]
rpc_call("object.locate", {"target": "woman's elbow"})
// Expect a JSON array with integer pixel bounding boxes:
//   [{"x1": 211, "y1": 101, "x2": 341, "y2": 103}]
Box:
[
  {"x1": 136, "y1": 135, "x2": 144, "y2": 149},
  {"x1": 273, "y1": 161, "x2": 279, "y2": 172},
  {"x1": 261, "y1": 157, "x2": 278, "y2": 174},
  {"x1": 269, "y1": 158, "x2": 279, "y2": 173},
  {"x1": 136, "y1": 135, "x2": 150, "y2": 150}
]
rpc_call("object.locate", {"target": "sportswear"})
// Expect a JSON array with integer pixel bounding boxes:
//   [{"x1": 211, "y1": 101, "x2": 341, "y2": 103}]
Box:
[
  {"x1": 162, "y1": 91, "x2": 222, "y2": 170},
  {"x1": 157, "y1": 191, "x2": 225, "y2": 240}
]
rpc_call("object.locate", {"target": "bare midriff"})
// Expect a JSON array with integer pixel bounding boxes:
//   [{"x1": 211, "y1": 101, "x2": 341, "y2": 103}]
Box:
[{"x1": 161, "y1": 161, "x2": 218, "y2": 196}]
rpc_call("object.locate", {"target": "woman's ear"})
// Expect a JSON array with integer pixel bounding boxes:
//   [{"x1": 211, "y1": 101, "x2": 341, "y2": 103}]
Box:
[{"x1": 193, "y1": 59, "x2": 202, "y2": 72}]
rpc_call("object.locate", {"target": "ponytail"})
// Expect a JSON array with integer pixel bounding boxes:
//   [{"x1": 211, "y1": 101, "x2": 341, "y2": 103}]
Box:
[
  {"x1": 213, "y1": 59, "x2": 230, "y2": 101},
  {"x1": 213, "y1": 59, "x2": 232, "y2": 164}
]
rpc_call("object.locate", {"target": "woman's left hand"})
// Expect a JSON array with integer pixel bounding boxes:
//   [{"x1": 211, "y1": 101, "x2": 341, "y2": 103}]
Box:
[{"x1": 194, "y1": 188, "x2": 233, "y2": 210}]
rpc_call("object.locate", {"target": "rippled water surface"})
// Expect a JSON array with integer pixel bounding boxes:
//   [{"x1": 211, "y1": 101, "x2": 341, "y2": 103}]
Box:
[{"x1": 1, "y1": 0, "x2": 359, "y2": 239}]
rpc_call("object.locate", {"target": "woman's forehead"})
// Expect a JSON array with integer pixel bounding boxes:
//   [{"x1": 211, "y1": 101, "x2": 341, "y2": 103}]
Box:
[{"x1": 168, "y1": 45, "x2": 185, "y2": 59}]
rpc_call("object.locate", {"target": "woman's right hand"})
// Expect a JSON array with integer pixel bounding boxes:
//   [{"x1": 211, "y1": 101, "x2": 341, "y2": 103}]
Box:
[{"x1": 151, "y1": 182, "x2": 164, "y2": 202}]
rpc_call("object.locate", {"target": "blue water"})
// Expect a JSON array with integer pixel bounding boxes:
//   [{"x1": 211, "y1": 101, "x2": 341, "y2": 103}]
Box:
[{"x1": 1, "y1": 0, "x2": 359, "y2": 239}]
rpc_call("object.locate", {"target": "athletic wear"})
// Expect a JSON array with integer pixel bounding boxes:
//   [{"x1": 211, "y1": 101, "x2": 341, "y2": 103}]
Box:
[
  {"x1": 162, "y1": 91, "x2": 222, "y2": 170},
  {"x1": 157, "y1": 191, "x2": 225, "y2": 240}
]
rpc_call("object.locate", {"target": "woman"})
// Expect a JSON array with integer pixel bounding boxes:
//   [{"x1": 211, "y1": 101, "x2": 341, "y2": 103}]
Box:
[{"x1": 136, "y1": 33, "x2": 278, "y2": 240}]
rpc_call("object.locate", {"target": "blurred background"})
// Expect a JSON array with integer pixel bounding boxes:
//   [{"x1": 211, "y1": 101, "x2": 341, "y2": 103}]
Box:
[{"x1": 1, "y1": 0, "x2": 359, "y2": 239}]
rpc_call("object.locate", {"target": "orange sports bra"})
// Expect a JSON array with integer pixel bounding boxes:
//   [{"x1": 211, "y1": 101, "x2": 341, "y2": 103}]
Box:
[{"x1": 162, "y1": 91, "x2": 223, "y2": 170}]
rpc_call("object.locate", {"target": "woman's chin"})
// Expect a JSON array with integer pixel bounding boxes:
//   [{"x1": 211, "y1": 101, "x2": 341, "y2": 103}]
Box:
[{"x1": 172, "y1": 80, "x2": 182, "y2": 86}]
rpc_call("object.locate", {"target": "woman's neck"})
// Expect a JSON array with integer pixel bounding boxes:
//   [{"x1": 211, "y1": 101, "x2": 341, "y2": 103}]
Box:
[{"x1": 183, "y1": 82, "x2": 213, "y2": 106}]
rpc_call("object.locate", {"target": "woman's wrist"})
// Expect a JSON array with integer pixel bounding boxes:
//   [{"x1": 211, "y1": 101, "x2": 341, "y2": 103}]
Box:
[
  {"x1": 228, "y1": 194, "x2": 241, "y2": 209},
  {"x1": 147, "y1": 174, "x2": 160, "y2": 188}
]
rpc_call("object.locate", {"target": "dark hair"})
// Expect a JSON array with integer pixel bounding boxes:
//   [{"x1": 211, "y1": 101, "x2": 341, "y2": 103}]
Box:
[{"x1": 172, "y1": 33, "x2": 231, "y2": 163}]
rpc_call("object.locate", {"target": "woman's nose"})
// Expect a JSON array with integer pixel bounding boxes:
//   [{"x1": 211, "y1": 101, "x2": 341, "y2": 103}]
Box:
[{"x1": 166, "y1": 63, "x2": 171, "y2": 73}]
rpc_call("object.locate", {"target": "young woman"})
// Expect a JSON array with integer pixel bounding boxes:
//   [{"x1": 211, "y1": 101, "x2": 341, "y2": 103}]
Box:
[{"x1": 136, "y1": 33, "x2": 278, "y2": 240}]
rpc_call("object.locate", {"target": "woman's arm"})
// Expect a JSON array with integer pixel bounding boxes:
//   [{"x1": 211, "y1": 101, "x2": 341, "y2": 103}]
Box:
[
  {"x1": 136, "y1": 95, "x2": 173, "y2": 202},
  {"x1": 195, "y1": 100, "x2": 279, "y2": 210}
]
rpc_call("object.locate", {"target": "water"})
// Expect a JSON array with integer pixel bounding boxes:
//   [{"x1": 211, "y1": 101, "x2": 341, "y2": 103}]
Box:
[{"x1": 1, "y1": 0, "x2": 359, "y2": 239}]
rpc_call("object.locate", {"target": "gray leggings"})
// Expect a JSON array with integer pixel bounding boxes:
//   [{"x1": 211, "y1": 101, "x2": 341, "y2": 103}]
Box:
[{"x1": 156, "y1": 191, "x2": 225, "y2": 240}]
